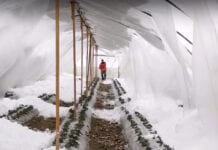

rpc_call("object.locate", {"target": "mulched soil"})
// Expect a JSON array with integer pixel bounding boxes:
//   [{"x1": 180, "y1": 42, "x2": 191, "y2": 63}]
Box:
[
  {"x1": 89, "y1": 81, "x2": 127, "y2": 150},
  {"x1": 94, "y1": 96, "x2": 115, "y2": 110},
  {"x1": 94, "y1": 83, "x2": 115, "y2": 109},
  {"x1": 98, "y1": 83, "x2": 112, "y2": 92},
  {"x1": 94, "y1": 97, "x2": 105, "y2": 109},
  {"x1": 88, "y1": 117, "x2": 127, "y2": 150},
  {"x1": 23, "y1": 116, "x2": 61, "y2": 132}
]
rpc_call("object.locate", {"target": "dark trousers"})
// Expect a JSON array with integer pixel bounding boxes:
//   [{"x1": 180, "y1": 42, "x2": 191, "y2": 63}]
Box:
[{"x1": 101, "y1": 71, "x2": 106, "y2": 80}]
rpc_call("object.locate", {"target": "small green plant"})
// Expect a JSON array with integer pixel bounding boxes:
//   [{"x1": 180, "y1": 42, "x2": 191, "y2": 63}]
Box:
[
  {"x1": 56, "y1": 77, "x2": 99, "y2": 149},
  {"x1": 135, "y1": 111, "x2": 173, "y2": 150}
]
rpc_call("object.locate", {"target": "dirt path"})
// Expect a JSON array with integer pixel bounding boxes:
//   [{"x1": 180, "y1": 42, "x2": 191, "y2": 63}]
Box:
[{"x1": 88, "y1": 81, "x2": 127, "y2": 150}]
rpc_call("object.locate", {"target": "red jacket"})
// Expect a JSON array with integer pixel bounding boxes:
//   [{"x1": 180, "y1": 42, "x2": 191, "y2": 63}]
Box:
[{"x1": 99, "y1": 62, "x2": 106, "y2": 72}]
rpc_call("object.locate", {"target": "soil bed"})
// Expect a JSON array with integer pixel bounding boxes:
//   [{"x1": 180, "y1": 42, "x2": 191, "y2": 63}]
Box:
[
  {"x1": 98, "y1": 83, "x2": 112, "y2": 92},
  {"x1": 23, "y1": 116, "x2": 61, "y2": 132},
  {"x1": 94, "y1": 83, "x2": 115, "y2": 109},
  {"x1": 88, "y1": 117, "x2": 127, "y2": 150}
]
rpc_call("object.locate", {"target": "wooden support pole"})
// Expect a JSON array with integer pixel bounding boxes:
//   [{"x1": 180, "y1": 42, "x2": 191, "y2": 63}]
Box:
[
  {"x1": 85, "y1": 27, "x2": 89, "y2": 90},
  {"x1": 90, "y1": 40, "x2": 93, "y2": 81},
  {"x1": 71, "y1": 1, "x2": 77, "y2": 120},
  {"x1": 80, "y1": 17, "x2": 84, "y2": 96},
  {"x1": 55, "y1": 0, "x2": 60, "y2": 149},
  {"x1": 87, "y1": 34, "x2": 92, "y2": 86},
  {"x1": 95, "y1": 45, "x2": 98, "y2": 77},
  {"x1": 118, "y1": 66, "x2": 120, "y2": 78},
  {"x1": 76, "y1": 6, "x2": 99, "y2": 83},
  {"x1": 91, "y1": 42, "x2": 95, "y2": 80}
]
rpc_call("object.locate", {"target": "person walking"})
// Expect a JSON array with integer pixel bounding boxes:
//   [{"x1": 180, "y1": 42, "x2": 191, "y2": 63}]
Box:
[{"x1": 99, "y1": 59, "x2": 107, "y2": 80}]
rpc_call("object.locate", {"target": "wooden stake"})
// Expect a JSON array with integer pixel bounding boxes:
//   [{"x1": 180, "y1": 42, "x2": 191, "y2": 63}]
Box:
[
  {"x1": 91, "y1": 42, "x2": 95, "y2": 80},
  {"x1": 80, "y1": 17, "x2": 84, "y2": 96},
  {"x1": 55, "y1": 0, "x2": 60, "y2": 149},
  {"x1": 87, "y1": 34, "x2": 92, "y2": 84},
  {"x1": 71, "y1": 1, "x2": 77, "y2": 120},
  {"x1": 95, "y1": 45, "x2": 98, "y2": 77},
  {"x1": 86, "y1": 27, "x2": 89, "y2": 91}
]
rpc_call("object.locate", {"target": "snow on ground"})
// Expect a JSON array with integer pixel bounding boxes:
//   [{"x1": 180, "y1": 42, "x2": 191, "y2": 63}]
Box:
[
  {"x1": 92, "y1": 79, "x2": 121, "y2": 123},
  {"x1": 0, "y1": 118, "x2": 54, "y2": 150},
  {"x1": 118, "y1": 78, "x2": 218, "y2": 150},
  {"x1": 12, "y1": 73, "x2": 81, "y2": 102},
  {"x1": 92, "y1": 107, "x2": 122, "y2": 123},
  {"x1": 0, "y1": 97, "x2": 69, "y2": 118},
  {"x1": 0, "y1": 73, "x2": 80, "y2": 117},
  {"x1": 101, "y1": 79, "x2": 113, "y2": 84},
  {"x1": 0, "y1": 73, "x2": 81, "y2": 150},
  {"x1": 0, "y1": 98, "x2": 18, "y2": 116}
]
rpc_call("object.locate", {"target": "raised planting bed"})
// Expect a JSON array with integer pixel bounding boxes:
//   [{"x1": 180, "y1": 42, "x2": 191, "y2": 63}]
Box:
[
  {"x1": 4, "y1": 91, "x2": 19, "y2": 99},
  {"x1": 88, "y1": 117, "x2": 128, "y2": 150},
  {"x1": 0, "y1": 114, "x2": 6, "y2": 118},
  {"x1": 94, "y1": 81, "x2": 115, "y2": 110},
  {"x1": 113, "y1": 79, "x2": 126, "y2": 96},
  {"x1": 94, "y1": 97, "x2": 114, "y2": 110},
  {"x1": 120, "y1": 106, "x2": 173, "y2": 150},
  {"x1": 135, "y1": 112, "x2": 173, "y2": 150},
  {"x1": 98, "y1": 83, "x2": 112, "y2": 93},
  {"x1": 7, "y1": 105, "x2": 39, "y2": 124},
  {"x1": 53, "y1": 78, "x2": 99, "y2": 149},
  {"x1": 5, "y1": 105, "x2": 58, "y2": 132},
  {"x1": 38, "y1": 93, "x2": 73, "y2": 107},
  {"x1": 118, "y1": 97, "x2": 131, "y2": 105},
  {"x1": 65, "y1": 98, "x2": 91, "y2": 149},
  {"x1": 58, "y1": 108, "x2": 76, "y2": 145},
  {"x1": 23, "y1": 116, "x2": 61, "y2": 132},
  {"x1": 121, "y1": 107, "x2": 151, "y2": 149}
]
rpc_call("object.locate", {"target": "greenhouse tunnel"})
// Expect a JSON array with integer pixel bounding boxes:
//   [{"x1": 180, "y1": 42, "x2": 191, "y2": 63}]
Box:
[{"x1": 0, "y1": 0, "x2": 218, "y2": 150}]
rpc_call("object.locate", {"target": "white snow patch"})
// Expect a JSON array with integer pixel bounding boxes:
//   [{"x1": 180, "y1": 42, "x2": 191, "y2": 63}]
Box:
[
  {"x1": 92, "y1": 107, "x2": 121, "y2": 123},
  {"x1": 0, "y1": 118, "x2": 54, "y2": 150},
  {"x1": 101, "y1": 79, "x2": 113, "y2": 84},
  {"x1": 12, "y1": 73, "x2": 81, "y2": 103},
  {"x1": 0, "y1": 98, "x2": 20, "y2": 115},
  {"x1": 0, "y1": 97, "x2": 70, "y2": 118}
]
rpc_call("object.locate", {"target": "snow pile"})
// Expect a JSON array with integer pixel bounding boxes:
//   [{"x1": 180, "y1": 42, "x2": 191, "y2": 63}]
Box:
[
  {"x1": 92, "y1": 107, "x2": 121, "y2": 123},
  {"x1": 0, "y1": 118, "x2": 54, "y2": 150},
  {"x1": 0, "y1": 73, "x2": 81, "y2": 149},
  {"x1": 123, "y1": 94, "x2": 218, "y2": 150},
  {"x1": 118, "y1": 76, "x2": 218, "y2": 150},
  {"x1": 12, "y1": 73, "x2": 81, "y2": 102},
  {"x1": 13, "y1": 97, "x2": 69, "y2": 118}
]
